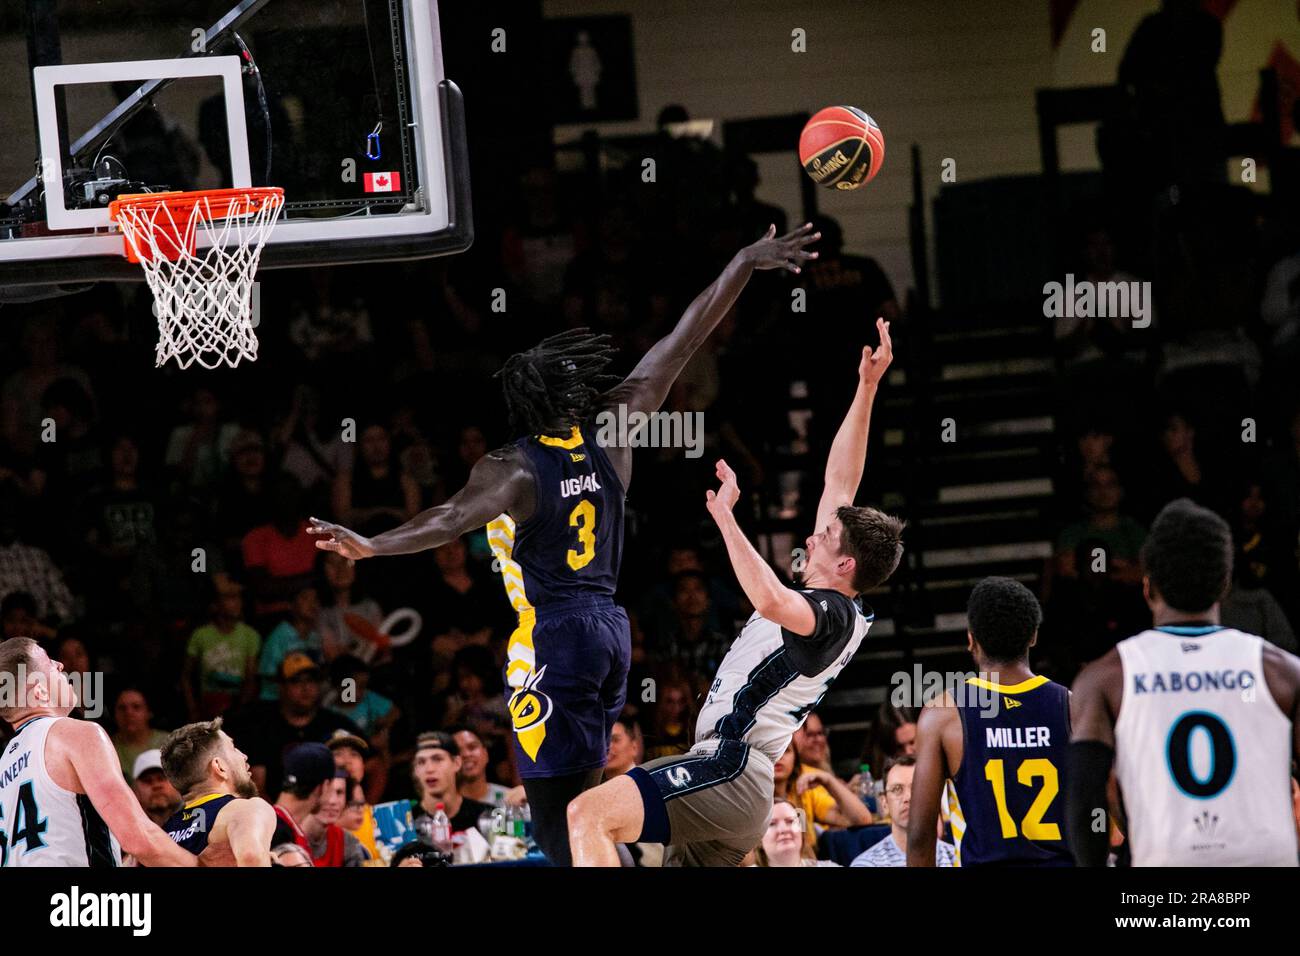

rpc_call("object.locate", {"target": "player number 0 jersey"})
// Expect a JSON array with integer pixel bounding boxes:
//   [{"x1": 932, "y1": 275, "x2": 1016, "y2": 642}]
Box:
[{"x1": 1115, "y1": 627, "x2": 1297, "y2": 867}]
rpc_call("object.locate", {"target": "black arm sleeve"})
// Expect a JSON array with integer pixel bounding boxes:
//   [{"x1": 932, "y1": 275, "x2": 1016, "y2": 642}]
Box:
[
  {"x1": 1066, "y1": 740, "x2": 1115, "y2": 867},
  {"x1": 779, "y1": 590, "x2": 860, "y2": 676}
]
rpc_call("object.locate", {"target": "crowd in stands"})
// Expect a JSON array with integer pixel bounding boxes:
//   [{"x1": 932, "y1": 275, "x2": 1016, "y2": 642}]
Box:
[{"x1": 0, "y1": 1, "x2": 1298, "y2": 865}]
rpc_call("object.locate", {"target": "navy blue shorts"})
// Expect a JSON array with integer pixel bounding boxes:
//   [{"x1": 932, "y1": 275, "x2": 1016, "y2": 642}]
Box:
[{"x1": 505, "y1": 596, "x2": 631, "y2": 779}]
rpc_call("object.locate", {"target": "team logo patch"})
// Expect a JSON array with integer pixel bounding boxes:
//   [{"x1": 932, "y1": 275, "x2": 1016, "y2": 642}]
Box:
[
  {"x1": 665, "y1": 766, "x2": 692, "y2": 788},
  {"x1": 1192, "y1": 810, "x2": 1219, "y2": 837},
  {"x1": 508, "y1": 665, "x2": 553, "y2": 761}
]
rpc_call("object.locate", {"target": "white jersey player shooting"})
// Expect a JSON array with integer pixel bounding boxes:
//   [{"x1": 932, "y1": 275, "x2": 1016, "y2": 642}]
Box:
[{"x1": 569, "y1": 318, "x2": 904, "y2": 867}]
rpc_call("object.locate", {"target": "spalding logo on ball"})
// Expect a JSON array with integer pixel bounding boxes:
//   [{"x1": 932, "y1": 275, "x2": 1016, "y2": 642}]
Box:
[{"x1": 799, "y1": 106, "x2": 885, "y2": 190}]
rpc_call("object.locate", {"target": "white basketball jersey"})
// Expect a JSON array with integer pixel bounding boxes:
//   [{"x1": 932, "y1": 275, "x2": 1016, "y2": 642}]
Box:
[
  {"x1": 1115, "y1": 627, "x2": 1297, "y2": 867},
  {"x1": 695, "y1": 589, "x2": 871, "y2": 764},
  {"x1": 0, "y1": 716, "x2": 121, "y2": 867}
]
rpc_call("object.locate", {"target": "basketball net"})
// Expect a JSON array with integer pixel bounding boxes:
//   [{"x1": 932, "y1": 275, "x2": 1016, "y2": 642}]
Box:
[{"x1": 109, "y1": 187, "x2": 284, "y2": 370}]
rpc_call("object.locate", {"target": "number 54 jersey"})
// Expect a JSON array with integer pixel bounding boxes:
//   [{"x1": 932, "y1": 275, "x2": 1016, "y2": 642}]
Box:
[{"x1": 1115, "y1": 626, "x2": 1297, "y2": 867}]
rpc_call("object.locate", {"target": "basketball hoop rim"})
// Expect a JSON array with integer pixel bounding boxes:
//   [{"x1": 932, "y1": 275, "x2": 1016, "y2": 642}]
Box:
[{"x1": 108, "y1": 186, "x2": 285, "y2": 225}]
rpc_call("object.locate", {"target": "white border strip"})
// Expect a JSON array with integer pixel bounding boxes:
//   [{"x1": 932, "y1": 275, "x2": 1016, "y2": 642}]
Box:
[{"x1": 35, "y1": 56, "x2": 250, "y2": 231}]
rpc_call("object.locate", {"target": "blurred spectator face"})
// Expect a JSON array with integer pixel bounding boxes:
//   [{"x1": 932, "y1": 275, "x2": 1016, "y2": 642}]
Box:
[
  {"x1": 606, "y1": 722, "x2": 639, "y2": 775},
  {"x1": 340, "y1": 780, "x2": 366, "y2": 831},
  {"x1": 110, "y1": 436, "x2": 139, "y2": 478},
  {"x1": 659, "y1": 684, "x2": 688, "y2": 721},
  {"x1": 193, "y1": 388, "x2": 219, "y2": 423},
  {"x1": 114, "y1": 690, "x2": 151, "y2": 735},
  {"x1": 760, "y1": 801, "x2": 804, "y2": 866},
  {"x1": 1241, "y1": 484, "x2": 1266, "y2": 524},
  {"x1": 323, "y1": 551, "x2": 356, "y2": 592},
  {"x1": 458, "y1": 426, "x2": 487, "y2": 467},
  {"x1": 214, "y1": 578, "x2": 244, "y2": 620},
  {"x1": 1162, "y1": 416, "x2": 1195, "y2": 457},
  {"x1": 666, "y1": 547, "x2": 703, "y2": 576},
  {"x1": 231, "y1": 434, "x2": 266, "y2": 477},
  {"x1": 361, "y1": 425, "x2": 390, "y2": 467},
  {"x1": 434, "y1": 538, "x2": 467, "y2": 575},
  {"x1": 456, "y1": 664, "x2": 484, "y2": 700},
  {"x1": 293, "y1": 588, "x2": 320, "y2": 625},
  {"x1": 883, "y1": 762, "x2": 914, "y2": 830},
  {"x1": 283, "y1": 673, "x2": 322, "y2": 713},
  {"x1": 1085, "y1": 467, "x2": 1123, "y2": 514},
  {"x1": 793, "y1": 713, "x2": 829, "y2": 767},
  {"x1": 314, "y1": 776, "x2": 347, "y2": 826},
  {"x1": 894, "y1": 722, "x2": 917, "y2": 756},
  {"x1": 135, "y1": 768, "x2": 180, "y2": 816},
  {"x1": 1077, "y1": 429, "x2": 1113, "y2": 468},
  {"x1": 413, "y1": 748, "x2": 459, "y2": 798},
  {"x1": 43, "y1": 397, "x2": 74, "y2": 430},
  {"x1": 58, "y1": 638, "x2": 91, "y2": 676},
  {"x1": 333, "y1": 745, "x2": 366, "y2": 784},
  {"x1": 454, "y1": 730, "x2": 489, "y2": 783},
  {"x1": 774, "y1": 741, "x2": 797, "y2": 786},
  {"x1": 672, "y1": 574, "x2": 709, "y2": 619}
]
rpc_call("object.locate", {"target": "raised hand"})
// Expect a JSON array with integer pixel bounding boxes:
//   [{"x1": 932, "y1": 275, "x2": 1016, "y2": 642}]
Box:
[
  {"x1": 859, "y1": 317, "x2": 893, "y2": 388},
  {"x1": 744, "y1": 222, "x2": 820, "y2": 273},
  {"x1": 308, "y1": 517, "x2": 376, "y2": 560},
  {"x1": 705, "y1": 458, "x2": 741, "y2": 522}
]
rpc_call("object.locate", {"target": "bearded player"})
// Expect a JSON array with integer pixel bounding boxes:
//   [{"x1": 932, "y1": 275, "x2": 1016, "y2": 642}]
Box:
[
  {"x1": 309, "y1": 224, "x2": 820, "y2": 865},
  {"x1": 160, "y1": 719, "x2": 277, "y2": 866},
  {"x1": 569, "y1": 319, "x2": 900, "y2": 866}
]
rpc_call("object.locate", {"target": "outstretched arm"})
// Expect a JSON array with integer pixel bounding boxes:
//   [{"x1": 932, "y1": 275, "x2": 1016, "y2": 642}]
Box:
[
  {"x1": 1067, "y1": 650, "x2": 1121, "y2": 866},
  {"x1": 602, "y1": 224, "x2": 820, "y2": 418},
  {"x1": 815, "y1": 317, "x2": 892, "y2": 533},
  {"x1": 705, "y1": 458, "x2": 817, "y2": 636},
  {"x1": 906, "y1": 696, "x2": 953, "y2": 866},
  {"x1": 310, "y1": 447, "x2": 533, "y2": 559}
]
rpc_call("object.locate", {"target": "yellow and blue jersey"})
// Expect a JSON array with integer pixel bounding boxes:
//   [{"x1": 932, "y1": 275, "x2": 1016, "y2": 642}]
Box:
[
  {"x1": 163, "y1": 793, "x2": 237, "y2": 855},
  {"x1": 951, "y1": 675, "x2": 1073, "y2": 867},
  {"x1": 487, "y1": 424, "x2": 631, "y2": 778}
]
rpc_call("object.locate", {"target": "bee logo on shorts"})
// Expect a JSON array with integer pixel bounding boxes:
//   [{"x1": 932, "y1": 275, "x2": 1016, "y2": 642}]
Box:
[
  {"x1": 509, "y1": 665, "x2": 554, "y2": 761},
  {"x1": 666, "y1": 766, "x2": 692, "y2": 788}
]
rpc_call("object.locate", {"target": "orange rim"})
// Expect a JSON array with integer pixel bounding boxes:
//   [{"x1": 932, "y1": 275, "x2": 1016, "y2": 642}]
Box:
[{"x1": 108, "y1": 186, "x2": 284, "y2": 223}]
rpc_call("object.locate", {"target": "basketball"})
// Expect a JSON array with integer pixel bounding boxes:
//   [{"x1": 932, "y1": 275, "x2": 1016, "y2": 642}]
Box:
[{"x1": 799, "y1": 106, "x2": 885, "y2": 190}]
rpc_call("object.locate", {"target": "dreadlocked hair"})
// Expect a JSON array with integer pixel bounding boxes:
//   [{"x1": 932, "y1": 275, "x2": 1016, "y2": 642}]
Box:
[{"x1": 495, "y1": 328, "x2": 621, "y2": 436}]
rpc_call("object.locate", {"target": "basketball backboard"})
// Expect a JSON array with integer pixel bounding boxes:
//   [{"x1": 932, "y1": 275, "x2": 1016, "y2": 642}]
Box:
[{"x1": 0, "y1": 0, "x2": 471, "y2": 288}]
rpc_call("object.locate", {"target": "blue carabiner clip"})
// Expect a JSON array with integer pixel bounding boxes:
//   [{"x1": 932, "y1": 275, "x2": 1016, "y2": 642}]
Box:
[{"x1": 366, "y1": 122, "x2": 382, "y2": 161}]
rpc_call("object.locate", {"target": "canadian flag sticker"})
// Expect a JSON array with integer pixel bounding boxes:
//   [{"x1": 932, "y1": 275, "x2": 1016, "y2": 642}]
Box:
[{"x1": 363, "y1": 171, "x2": 402, "y2": 193}]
